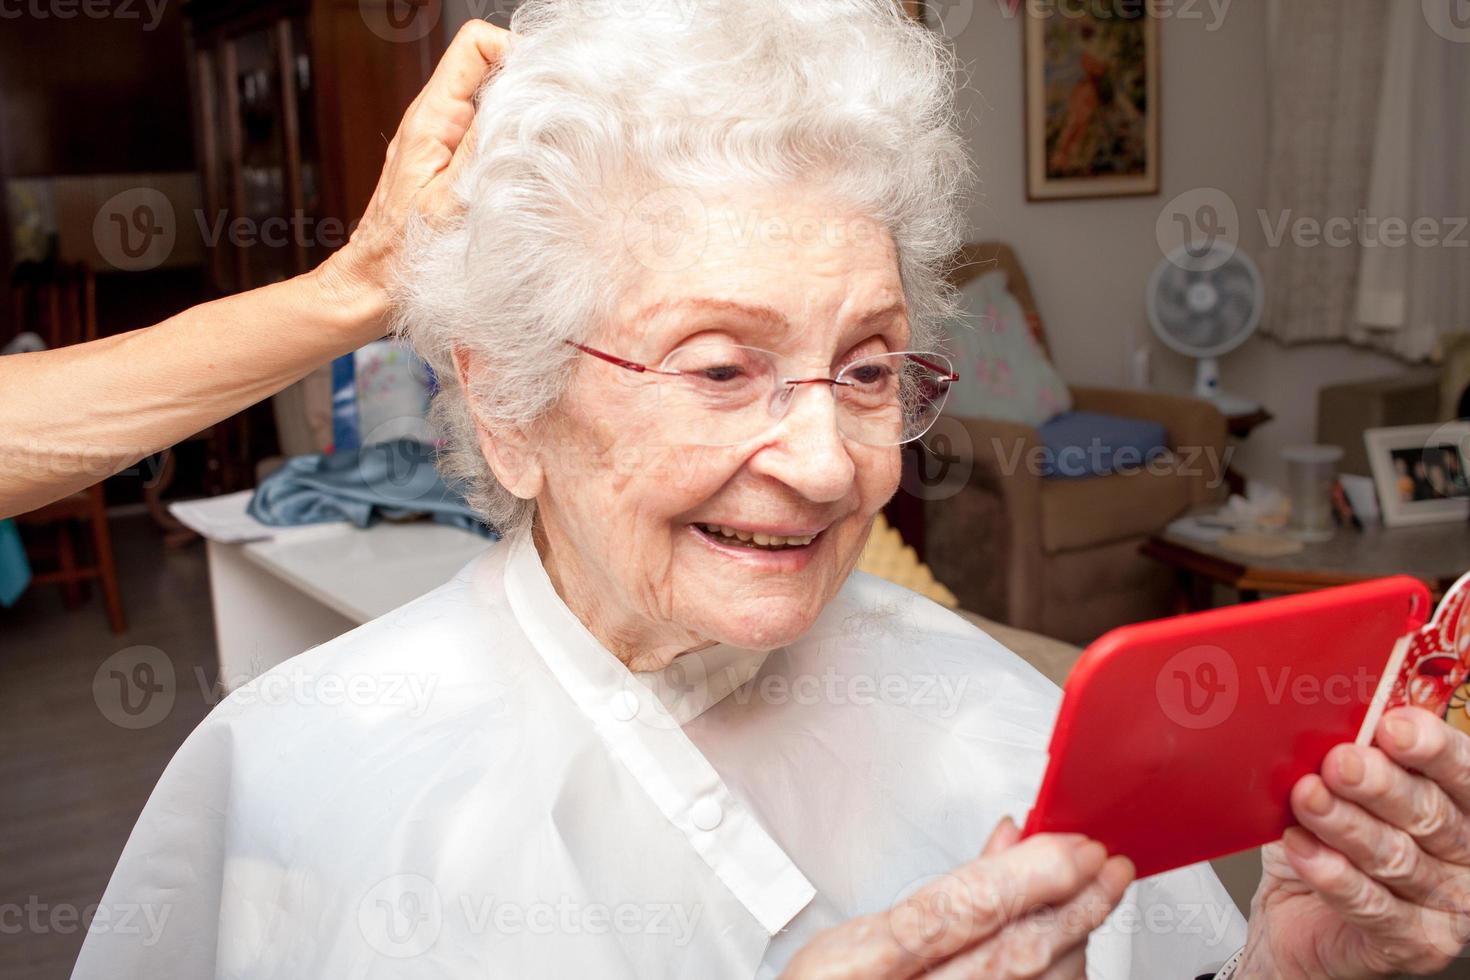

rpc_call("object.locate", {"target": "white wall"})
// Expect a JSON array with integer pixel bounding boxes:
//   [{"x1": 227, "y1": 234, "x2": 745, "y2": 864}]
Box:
[{"x1": 946, "y1": 0, "x2": 1404, "y2": 485}]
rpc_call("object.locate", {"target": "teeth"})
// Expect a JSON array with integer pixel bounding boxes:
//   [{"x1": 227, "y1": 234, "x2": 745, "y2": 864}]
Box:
[{"x1": 698, "y1": 524, "x2": 817, "y2": 549}]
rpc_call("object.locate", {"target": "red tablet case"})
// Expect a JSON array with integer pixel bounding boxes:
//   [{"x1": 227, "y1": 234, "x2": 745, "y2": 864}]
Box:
[{"x1": 1020, "y1": 576, "x2": 1430, "y2": 879}]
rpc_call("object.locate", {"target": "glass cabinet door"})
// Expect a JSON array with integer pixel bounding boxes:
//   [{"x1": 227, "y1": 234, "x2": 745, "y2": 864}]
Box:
[{"x1": 227, "y1": 25, "x2": 294, "y2": 287}]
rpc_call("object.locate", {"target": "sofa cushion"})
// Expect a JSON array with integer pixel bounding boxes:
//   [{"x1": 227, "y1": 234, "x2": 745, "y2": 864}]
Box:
[
  {"x1": 941, "y1": 269, "x2": 1072, "y2": 428},
  {"x1": 1040, "y1": 464, "x2": 1190, "y2": 553},
  {"x1": 1035, "y1": 410, "x2": 1170, "y2": 479}
]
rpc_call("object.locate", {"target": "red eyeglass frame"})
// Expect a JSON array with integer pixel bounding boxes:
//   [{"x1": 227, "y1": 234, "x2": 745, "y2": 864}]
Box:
[{"x1": 563, "y1": 340, "x2": 959, "y2": 389}]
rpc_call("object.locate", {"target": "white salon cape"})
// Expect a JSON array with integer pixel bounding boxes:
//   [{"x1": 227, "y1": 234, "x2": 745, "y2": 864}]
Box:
[{"x1": 73, "y1": 530, "x2": 1246, "y2": 978}]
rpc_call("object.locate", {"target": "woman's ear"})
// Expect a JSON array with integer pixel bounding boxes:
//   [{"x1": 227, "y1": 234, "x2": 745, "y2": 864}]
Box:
[{"x1": 452, "y1": 345, "x2": 545, "y2": 500}]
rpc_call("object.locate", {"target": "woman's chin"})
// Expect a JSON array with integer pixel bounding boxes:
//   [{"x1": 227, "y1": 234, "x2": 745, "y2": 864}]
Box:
[{"x1": 687, "y1": 602, "x2": 824, "y2": 652}]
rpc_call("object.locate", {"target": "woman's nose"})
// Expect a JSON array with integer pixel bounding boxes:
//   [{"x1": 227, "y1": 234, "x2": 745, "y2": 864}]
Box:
[{"x1": 746, "y1": 383, "x2": 856, "y2": 502}]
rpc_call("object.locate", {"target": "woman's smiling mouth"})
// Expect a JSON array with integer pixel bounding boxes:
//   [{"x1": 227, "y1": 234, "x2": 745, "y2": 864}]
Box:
[{"x1": 694, "y1": 523, "x2": 819, "y2": 550}]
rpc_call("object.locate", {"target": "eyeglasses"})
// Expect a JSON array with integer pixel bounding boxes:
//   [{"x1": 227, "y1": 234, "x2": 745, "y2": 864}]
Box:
[{"x1": 565, "y1": 339, "x2": 958, "y2": 447}]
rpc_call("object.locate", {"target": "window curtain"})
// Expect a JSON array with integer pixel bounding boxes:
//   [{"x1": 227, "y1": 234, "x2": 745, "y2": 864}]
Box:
[{"x1": 1260, "y1": 0, "x2": 1470, "y2": 361}]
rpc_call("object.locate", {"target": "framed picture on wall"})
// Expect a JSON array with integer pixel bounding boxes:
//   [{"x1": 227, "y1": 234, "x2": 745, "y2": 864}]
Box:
[
  {"x1": 1023, "y1": 5, "x2": 1160, "y2": 200},
  {"x1": 1365, "y1": 424, "x2": 1470, "y2": 527}
]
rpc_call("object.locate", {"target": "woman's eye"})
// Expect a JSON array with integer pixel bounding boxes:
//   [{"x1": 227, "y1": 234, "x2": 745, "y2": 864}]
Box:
[
  {"x1": 848, "y1": 364, "x2": 889, "y2": 385},
  {"x1": 701, "y1": 365, "x2": 745, "y2": 382}
]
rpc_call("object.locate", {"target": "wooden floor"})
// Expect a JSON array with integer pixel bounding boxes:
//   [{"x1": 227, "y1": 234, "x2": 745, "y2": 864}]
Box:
[{"x1": 0, "y1": 514, "x2": 215, "y2": 979}]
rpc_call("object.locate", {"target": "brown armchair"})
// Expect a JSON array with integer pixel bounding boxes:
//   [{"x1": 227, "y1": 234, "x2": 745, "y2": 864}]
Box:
[{"x1": 922, "y1": 243, "x2": 1227, "y2": 645}]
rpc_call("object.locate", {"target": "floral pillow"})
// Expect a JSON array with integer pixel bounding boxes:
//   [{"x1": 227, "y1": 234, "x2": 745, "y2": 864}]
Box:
[{"x1": 940, "y1": 268, "x2": 1072, "y2": 428}]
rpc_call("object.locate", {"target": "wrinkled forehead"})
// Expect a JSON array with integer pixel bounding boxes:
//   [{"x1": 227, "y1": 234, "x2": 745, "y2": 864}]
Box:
[{"x1": 605, "y1": 187, "x2": 905, "y2": 355}]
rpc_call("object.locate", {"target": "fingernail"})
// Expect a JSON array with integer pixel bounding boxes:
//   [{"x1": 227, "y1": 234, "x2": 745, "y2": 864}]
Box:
[
  {"x1": 1074, "y1": 840, "x2": 1107, "y2": 871},
  {"x1": 1335, "y1": 748, "x2": 1364, "y2": 786},
  {"x1": 1302, "y1": 778, "x2": 1332, "y2": 816},
  {"x1": 1385, "y1": 715, "x2": 1416, "y2": 750},
  {"x1": 1101, "y1": 854, "x2": 1136, "y2": 889},
  {"x1": 1284, "y1": 827, "x2": 1320, "y2": 859}
]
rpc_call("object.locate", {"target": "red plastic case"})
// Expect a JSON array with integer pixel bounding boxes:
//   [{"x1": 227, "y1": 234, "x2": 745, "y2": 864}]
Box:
[{"x1": 1020, "y1": 576, "x2": 1430, "y2": 878}]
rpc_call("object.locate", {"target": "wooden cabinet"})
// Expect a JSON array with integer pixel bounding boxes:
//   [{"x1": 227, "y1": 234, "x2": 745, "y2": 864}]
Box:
[
  {"x1": 178, "y1": 0, "x2": 443, "y2": 492},
  {"x1": 184, "y1": 0, "x2": 443, "y2": 294}
]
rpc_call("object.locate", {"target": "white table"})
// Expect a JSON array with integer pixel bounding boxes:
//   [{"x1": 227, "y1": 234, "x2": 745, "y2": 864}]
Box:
[{"x1": 171, "y1": 493, "x2": 491, "y2": 691}]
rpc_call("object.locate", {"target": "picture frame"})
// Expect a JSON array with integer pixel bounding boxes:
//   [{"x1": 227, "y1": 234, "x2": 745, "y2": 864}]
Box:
[
  {"x1": 1365, "y1": 423, "x2": 1470, "y2": 527},
  {"x1": 1023, "y1": 4, "x2": 1160, "y2": 201}
]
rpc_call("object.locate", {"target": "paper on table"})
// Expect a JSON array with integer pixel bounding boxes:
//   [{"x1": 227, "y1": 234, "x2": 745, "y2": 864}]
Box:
[{"x1": 168, "y1": 491, "x2": 347, "y2": 544}]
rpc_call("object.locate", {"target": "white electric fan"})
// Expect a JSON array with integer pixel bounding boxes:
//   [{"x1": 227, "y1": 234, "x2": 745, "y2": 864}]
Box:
[{"x1": 1146, "y1": 242, "x2": 1264, "y2": 415}]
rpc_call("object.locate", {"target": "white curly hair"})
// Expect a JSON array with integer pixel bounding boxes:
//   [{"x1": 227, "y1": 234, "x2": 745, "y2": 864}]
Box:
[{"x1": 393, "y1": 0, "x2": 973, "y2": 534}]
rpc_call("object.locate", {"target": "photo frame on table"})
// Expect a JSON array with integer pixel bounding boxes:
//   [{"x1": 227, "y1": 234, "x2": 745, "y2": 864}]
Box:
[
  {"x1": 1023, "y1": 3, "x2": 1160, "y2": 201},
  {"x1": 1365, "y1": 423, "x2": 1470, "y2": 527}
]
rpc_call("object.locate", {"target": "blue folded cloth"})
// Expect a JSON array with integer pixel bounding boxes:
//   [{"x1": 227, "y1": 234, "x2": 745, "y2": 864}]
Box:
[
  {"x1": 0, "y1": 518, "x2": 30, "y2": 607},
  {"x1": 1035, "y1": 410, "x2": 1169, "y2": 479},
  {"x1": 248, "y1": 440, "x2": 497, "y2": 538}
]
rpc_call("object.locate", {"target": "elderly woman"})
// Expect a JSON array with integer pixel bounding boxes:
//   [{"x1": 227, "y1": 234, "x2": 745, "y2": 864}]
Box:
[{"x1": 75, "y1": 2, "x2": 1470, "y2": 978}]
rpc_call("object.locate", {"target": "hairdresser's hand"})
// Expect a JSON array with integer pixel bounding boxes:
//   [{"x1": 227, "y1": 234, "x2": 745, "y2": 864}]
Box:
[
  {"x1": 780, "y1": 817, "x2": 1133, "y2": 979},
  {"x1": 315, "y1": 19, "x2": 511, "y2": 334},
  {"x1": 1235, "y1": 707, "x2": 1470, "y2": 978}
]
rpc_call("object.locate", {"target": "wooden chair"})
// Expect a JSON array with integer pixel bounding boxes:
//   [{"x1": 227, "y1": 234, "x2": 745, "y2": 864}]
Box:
[{"x1": 9, "y1": 261, "x2": 127, "y2": 634}]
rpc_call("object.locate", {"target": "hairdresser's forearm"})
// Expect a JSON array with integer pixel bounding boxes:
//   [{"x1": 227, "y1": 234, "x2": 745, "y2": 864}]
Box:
[{"x1": 0, "y1": 259, "x2": 386, "y2": 519}]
